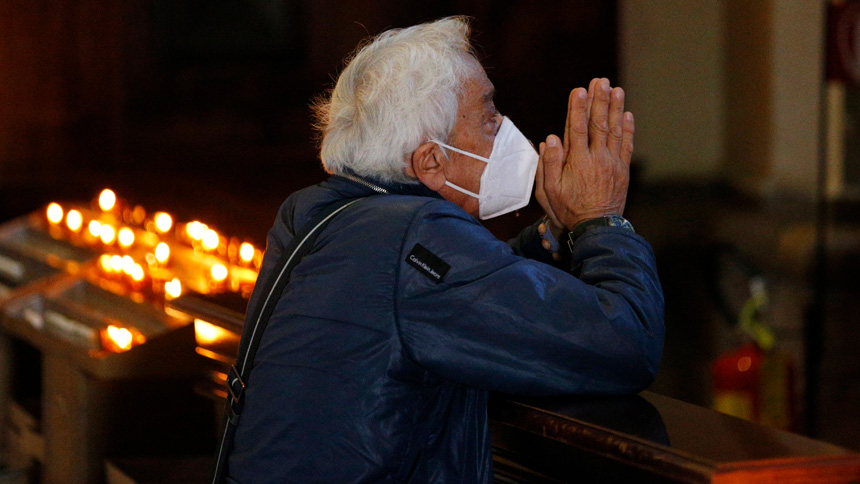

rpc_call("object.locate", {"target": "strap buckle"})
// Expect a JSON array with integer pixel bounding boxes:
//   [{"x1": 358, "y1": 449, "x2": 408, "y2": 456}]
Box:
[{"x1": 226, "y1": 364, "x2": 245, "y2": 424}]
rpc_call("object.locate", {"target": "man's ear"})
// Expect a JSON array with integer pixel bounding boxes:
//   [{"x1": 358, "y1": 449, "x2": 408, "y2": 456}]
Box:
[{"x1": 407, "y1": 141, "x2": 447, "y2": 191}]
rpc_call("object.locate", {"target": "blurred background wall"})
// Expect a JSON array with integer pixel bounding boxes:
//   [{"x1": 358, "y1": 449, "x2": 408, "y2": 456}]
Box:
[{"x1": 1, "y1": 0, "x2": 858, "y2": 449}]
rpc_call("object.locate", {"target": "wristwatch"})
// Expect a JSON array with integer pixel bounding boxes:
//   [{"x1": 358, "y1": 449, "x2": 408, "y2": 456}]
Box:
[{"x1": 567, "y1": 215, "x2": 635, "y2": 251}]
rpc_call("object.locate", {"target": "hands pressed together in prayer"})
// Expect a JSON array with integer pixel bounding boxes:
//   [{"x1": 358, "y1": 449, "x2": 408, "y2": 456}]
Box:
[{"x1": 535, "y1": 78, "x2": 634, "y2": 239}]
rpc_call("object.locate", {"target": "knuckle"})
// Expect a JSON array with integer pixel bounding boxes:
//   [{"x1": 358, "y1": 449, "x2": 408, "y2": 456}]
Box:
[
  {"x1": 623, "y1": 141, "x2": 634, "y2": 156},
  {"x1": 589, "y1": 118, "x2": 608, "y2": 134},
  {"x1": 572, "y1": 119, "x2": 589, "y2": 136},
  {"x1": 573, "y1": 125, "x2": 589, "y2": 137}
]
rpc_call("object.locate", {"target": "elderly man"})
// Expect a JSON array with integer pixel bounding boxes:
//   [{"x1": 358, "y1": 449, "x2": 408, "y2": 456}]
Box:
[{"x1": 218, "y1": 16, "x2": 663, "y2": 484}]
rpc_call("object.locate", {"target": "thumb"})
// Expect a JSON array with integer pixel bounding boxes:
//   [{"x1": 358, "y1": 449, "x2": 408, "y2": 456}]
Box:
[
  {"x1": 540, "y1": 134, "x2": 564, "y2": 196},
  {"x1": 536, "y1": 134, "x2": 565, "y2": 227}
]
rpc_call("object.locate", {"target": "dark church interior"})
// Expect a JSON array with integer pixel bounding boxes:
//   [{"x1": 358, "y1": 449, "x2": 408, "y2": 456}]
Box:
[{"x1": 2, "y1": 1, "x2": 860, "y2": 482}]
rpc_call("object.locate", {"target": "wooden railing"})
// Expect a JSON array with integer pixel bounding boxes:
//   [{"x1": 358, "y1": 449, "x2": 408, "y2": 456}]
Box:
[{"x1": 489, "y1": 392, "x2": 860, "y2": 483}]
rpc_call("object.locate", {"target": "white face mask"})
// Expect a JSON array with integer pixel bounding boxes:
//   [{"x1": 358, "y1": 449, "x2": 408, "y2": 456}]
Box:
[{"x1": 432, "y1": 117, "x2": 539, "y2": 219}]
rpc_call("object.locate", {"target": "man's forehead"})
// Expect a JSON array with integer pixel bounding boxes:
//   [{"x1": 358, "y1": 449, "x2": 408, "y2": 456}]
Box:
[
  {"x1": 464, "y1": 72, "x2": 495, "y2": 107},
  {"x1": 476, "y1": 70, "x2": 495, "y2": 100}
]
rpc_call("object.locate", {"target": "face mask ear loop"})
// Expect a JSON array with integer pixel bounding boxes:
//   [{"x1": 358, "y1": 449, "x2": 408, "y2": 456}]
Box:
[
  {"x1": 444, "y1": 180, "x2": 480, "y2": 199},
  {"x1": 436, "y1": 143, "x2": 450, "y2": 159},
  {"x1": 428, "y1": 140, "x2": 487, "y2": 200},
  {"x1": 430, "y1": 140, "x2": 492, "y2": 164}
]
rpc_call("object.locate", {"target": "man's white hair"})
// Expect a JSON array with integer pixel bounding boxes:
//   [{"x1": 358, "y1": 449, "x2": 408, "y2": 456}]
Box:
[{"x1": 313, "y1": 16, "x2": 480, "y2": 184}]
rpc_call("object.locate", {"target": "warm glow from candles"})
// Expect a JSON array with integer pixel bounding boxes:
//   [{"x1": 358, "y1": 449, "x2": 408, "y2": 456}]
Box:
[
  {"x1": 99, "y1": 254, "x2": 113, "y2": 272},
  {"x1": 121, "y1": 255, "x2": 135, "y2": 275},
  {"x1": 130, "y1": 263, "x2": 145, "y2": 282},
  {"x1": 99, "y1": 189, "x2": 116, "y2": 211},
  {"x1": 202, "y1": 229, "x2": 220, "y2": 251},
  {"x1": 99, "y1": 224, "x2": 116, "y2": 244},
  {"x1": 239, "y1": 242, "x2": 255, "y2": 262},
  {"x1": 164, "y1": 278, "x2": 182, "y2": 299},
  {"x1": 110, "y1": 255, "x2": 123, "y2": 272},
  {"x1": 210, "y1": 263, "x2": 228, "y2": 282},
  {"x1": 65, "y1": 209, "x2": 83, "y2": 232},
  {"x1": 186, "y1": 221, "x2": 206, "y2": 241},
  {"x1": 155, "y1": 242, "x2": 170, "y2": 264},
  {"x1": 154, "y1": 212, "x2": 173, "y2": 234},
  {"x1": 131, "y1": 205, "x2": 146, "y2": 225},
  {"x1": 118, "y1": 228, "x2": 135, "y2": 248},
  {"x1": 194, "y1": 318, "x2": 232, "y2": 346},
  {"x1": 88, "y1": 220, "x2": 102, "y2": 237},
  {"x1": 101, "y1": 325, "x2": 145, "y2": 353},
  {"x1": 106, "y1": 325, "x2": 133, "y2": 351},
  {"x1": 47, "y1": 203, "x2": 63, "y2": 225}
]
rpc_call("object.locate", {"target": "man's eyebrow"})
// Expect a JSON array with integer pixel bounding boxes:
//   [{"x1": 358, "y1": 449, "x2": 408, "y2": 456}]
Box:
[{"x1": 483, "y1": 88, "x2": 496, "y2": 104}]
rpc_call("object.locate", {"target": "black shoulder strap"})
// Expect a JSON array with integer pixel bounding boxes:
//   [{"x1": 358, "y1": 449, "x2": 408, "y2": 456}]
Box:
[{"x1": 211, "y1": 196, "x2": 362, "y2": 484}]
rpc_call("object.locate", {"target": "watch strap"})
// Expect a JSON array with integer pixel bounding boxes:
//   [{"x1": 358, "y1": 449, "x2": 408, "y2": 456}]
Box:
[{"x1": 567, "y1": 215, "x2": 635, "y2": 251}]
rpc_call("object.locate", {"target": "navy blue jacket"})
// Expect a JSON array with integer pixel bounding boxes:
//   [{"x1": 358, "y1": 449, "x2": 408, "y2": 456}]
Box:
[{"x1": 225, "y1": 175, "x2": 664, "y2": 484}]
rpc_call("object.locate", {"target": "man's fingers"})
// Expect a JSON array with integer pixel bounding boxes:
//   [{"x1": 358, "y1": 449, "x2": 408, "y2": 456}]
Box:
[
  {"x1": 563, "y1": 88, "x2": 580, "y2": 155},
  {"x1": 567, "y1": 89, "x2": 589, "y2": 161},
  {"x1": 535, "y1": 154, "x2": 563, "y2": 232},
  {"x1": 538, "y1": 134, "x2": 566, "y2": 225},
  {"x1": 541, "y1": 134, "x2": 565, "y2": 187},
  {"x1": 607, "y1": 87, "x2": 625, "y2": 159},
  {"x1": 586, "y1": 78, "x2": 600, "y2": 119},
  {"x1": 535, "y1": 144, "x2": 550, "y2": 212},
  {"x1": 621, "y1": 111, "x2": 635, "y2": 166},
  {"x1": 588, "y1": 79, "x2": 611, "y2": 151}
]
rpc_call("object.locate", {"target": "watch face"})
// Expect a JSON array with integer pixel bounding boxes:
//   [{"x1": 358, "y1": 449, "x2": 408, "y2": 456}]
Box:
[{"x1": 606, "y1": 216, "x2": 634, "y2": 232}]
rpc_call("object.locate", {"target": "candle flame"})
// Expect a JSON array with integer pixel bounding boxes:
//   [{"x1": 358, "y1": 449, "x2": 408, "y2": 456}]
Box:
[
  {"x1": 101, "y1": 325, "x2": 145, "y2": 353},
  {"x1": 130, "y1": 263, "x2": 145, "y2": 282},
  {"x1": 118, "y1": 228, "x2": 135, "y2": 248},
  {"x1": 211, "y1": 263, "x2": 228, "y2": 282},
  {"x1": 154, "y1": 212, "x2": 173, "y2": 234},
  {"x1": 99, "y1": 224, "x2": 116, "y2": 244},
  {"x1": 239, "y1": 242, "x2": 255, "y2": 262},
  {"x1": 47, "y1": 203, "x2": 64, "y2": 224},
  {"x1": 66, "y1": 209, "x2": 83, "y2": 232},
  {"x1": 110, "y1": 255, "x2": 123, "y2": 272},
  {"x1": 99, "y1": 254, "x2": 113, "y2": 272},
  {"x1": 186, "y1": 221, "x2": 206, "y2": 241},
  {"x1": 107, "y1": 325, "x2": 133, "y2": 350},
  {"x1": 202, "y1": 229, "x2": 220, "y2": 251},
  {"x1": 121, "y1": 255, "x2": 135, "y2": 275},
  {"x1": 99, "y1": 189, "x2": 116, "y2": 212},
  {"x1": 88, "y1": 220, "x2": 102, "y2": 237},
  {"x1": 155, "y1": 242, "x2": 170, "y2": 264},
  {"x1": 164, "y1": 278, "x2": 182, "y2": 299}
]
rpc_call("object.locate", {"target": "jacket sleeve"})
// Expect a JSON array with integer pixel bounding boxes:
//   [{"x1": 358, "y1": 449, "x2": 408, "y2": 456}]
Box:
[{"x1": 395, "y1": 200, "x2": 664, "y2": 396}]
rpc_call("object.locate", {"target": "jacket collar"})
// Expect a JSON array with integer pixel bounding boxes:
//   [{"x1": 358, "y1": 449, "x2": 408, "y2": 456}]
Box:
[{"x1": 326, "y1": 169, "x2": 442, "y2": 199}]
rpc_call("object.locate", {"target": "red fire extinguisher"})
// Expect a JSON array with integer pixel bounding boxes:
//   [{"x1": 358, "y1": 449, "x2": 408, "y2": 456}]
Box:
[{"x1": 711, "y1": 277, "x2": 796, "y2": 430}]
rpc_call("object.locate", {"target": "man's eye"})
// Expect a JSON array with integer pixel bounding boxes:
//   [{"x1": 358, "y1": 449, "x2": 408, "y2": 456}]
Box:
[{"x1": 487, "y1": 112, "x2": 502, "y2": 134}]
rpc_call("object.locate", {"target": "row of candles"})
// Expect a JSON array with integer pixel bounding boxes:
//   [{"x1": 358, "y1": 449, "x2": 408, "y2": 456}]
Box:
[
  {"x1": 45, "y1": 188, "x2": 260, "y2": 304},
  {"x1": 41, "y1": 188, "x2": 265, "y2": 353},
  {"x1": 46, "y1": 192, "x2": 260, "y2": 263}
]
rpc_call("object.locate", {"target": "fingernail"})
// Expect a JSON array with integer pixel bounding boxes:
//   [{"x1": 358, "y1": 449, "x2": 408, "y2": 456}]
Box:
[
  {"x1": 602, "y1": 79, "x2": 610, "y2": 91},
  {"x1": 577, "y1": 89, "x2": 586, "y2": 99},
  {"x1": 539, "y1": 142, "x2": 545, "y2": 156},
  {"x1": 547, "y1": 136, "x2": 558, "y2": 147}
]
